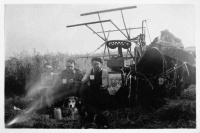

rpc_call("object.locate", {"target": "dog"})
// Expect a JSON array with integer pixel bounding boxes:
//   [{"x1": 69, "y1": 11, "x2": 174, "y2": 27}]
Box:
[
  {"x1": 62, "y1": 96, "x2": 78, "y2": 119},
  {"x1": 75, "y1": 99, "x2": 110, "y2": 129}
]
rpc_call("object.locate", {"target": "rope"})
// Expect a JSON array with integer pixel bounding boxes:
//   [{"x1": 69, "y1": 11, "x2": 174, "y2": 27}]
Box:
[
  {"x1": 128, "y1": 75, "x2": 132, "y2": 108},
  {"x1": 149, "y1": 63, "x2": 185, "y2": 80},
  {"x1": 136, "y1": 72, "x2": 154, "y2": 90},
  {"x1": 183, "y1": 62, "x2": 190, "y2": 76},
  {"x1": 124, "y1": 61, "x2": 186, "y2": 103},
  {"x1": 145, "y1": 21, "x2": 151, "y2": 43},
  {"x1": 125, "y1": 70, "x2": 133, "y2": 85},
  {"x1": 168, "y1": 68, "x2": 177, "y2": 90},
  {"x1": 135, "y1": 77, "x2": 138, "y2": 101},
  {"x1": 124, "y1": 63, "x2": 185, "y2": 92},
  {"x1": 89, "y1": 42, "x2": 105, "y2": 56}
]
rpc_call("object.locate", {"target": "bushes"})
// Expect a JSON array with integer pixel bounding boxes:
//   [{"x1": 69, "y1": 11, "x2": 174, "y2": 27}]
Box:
[
  {"x1": 5, "y1": 85, "x2": 196, "y2": 128},
  {"x1": 5, "y1": 50, "x2": 69, "y2": 97},
  {"x1": 5, "y1": 49, "x2": 196, "y2": 128},
  {"x1": 5, "y1": 50, "x2": 122, "y2": 97},
  {"x1": 181, "y1": 85, "x2": 196, "y2": 101},
  {"x1": 157, "y1": 85, "x2": 196, "y2": 126},
  {"x1": 157, "y1": 99, "x2": 195, "y2": 121}
]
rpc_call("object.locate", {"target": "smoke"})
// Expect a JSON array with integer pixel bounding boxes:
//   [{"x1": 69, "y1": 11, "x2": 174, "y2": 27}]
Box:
[
  {"x1": 6, "y1": 81, "x2": 47, "y2": 127},
  {"x1": 6, "y1": 99, "x2": 39, "y2": 127},
  {"x1": 6, "y1": 76, "x2": 76, "y2": 127}
]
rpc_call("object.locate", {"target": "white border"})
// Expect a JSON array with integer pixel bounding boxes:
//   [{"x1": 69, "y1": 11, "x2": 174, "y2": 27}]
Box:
[{"x1": 1, "y1": 0, "x2": 200, "y2": 133}]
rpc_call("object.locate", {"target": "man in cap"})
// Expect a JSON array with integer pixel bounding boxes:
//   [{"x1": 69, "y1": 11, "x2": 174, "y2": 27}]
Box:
[{"x1": 80, "y1": 57, "x2": 110, "y2": 110}]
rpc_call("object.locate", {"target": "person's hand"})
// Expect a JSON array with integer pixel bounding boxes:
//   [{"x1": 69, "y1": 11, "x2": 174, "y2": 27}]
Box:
[
  {"x1": 81, "y1": 80, "x2": 85, "y2": 84},
  {"x1": 100, "y1": 85, "x2": 105, "y2": 90},
  {"x1": 68, "y1": 79, "x2": 74, "y2": 83}
]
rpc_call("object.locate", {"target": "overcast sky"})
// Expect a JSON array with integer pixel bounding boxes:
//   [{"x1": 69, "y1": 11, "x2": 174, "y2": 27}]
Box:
[{"x1": 4, "y1": 4, "x2": 197, "y2": 59}]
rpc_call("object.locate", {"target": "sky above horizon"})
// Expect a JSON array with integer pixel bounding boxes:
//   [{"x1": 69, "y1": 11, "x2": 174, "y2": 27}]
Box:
[{"x1": 5, "y1": 4, "x2": 196, "y2": 59}]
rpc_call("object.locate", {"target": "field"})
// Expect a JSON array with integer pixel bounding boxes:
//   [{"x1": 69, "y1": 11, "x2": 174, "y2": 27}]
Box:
[
  {"x1": 4, "y1": 51, "x2": 196, "y2": 129},
  {"x1": 5, "y1": 85, "x2": 196, "y2": 129}
]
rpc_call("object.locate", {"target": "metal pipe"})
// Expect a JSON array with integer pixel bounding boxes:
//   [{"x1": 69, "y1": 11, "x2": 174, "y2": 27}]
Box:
[
  {"x1": 103, "y1": 44, "x2": 107, "y2": 60},
  {"x1": 97, "y1": 13, "x2": 107, "y2": 40},
  {"x1": 142, "y1": 20, "x2": 145, "y2": 40},
  {"x1": 120, "y1": 10, "x2": 130, "y2": 39},
  {"x1": 86, "y1": 25, "x2": 106, "y2": 41},
  {"x1": 89, "y1": 42, "x2": 106, "y2": 56},
  {"x1": 145, "y1": 21, "x2": 152, "y2": 43},
  {"x1": 110, "y1": 20, "x2": 128, "y2": 39},
  {"x1": 106, "y1": 30, "x2": 111, "y2": 57}
]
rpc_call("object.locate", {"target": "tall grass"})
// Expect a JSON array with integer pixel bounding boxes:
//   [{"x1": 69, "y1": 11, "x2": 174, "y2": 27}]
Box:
[
  {"x1": 5, "y1": 85, "x2": 196, "y2": 128},
  {"x1": 5, "y1": 49, "x2": 196, "y2": 128},
  {"x1": 5, "y1": 50, "x2": 92, "y2": 97},
  {"x1": 5, "y1": 49, "x2": 125, "y2": 97}
]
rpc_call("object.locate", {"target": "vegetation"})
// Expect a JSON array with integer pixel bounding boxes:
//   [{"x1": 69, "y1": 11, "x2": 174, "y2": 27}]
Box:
[
  {"x1": 5, "y1": 50, "x2": 90, "y2": 97},
  {"x1": 5, "y1": 85, "x2": 196, "y2": 128},
  {"x1": 4, "y1": 49, "x2": 196, "y2": 128},
  {"x1": 160, "y1": 29, "x2": 184, "y2": 49},
  {"x1": 5, "y1": 30, "x2": 196, "y2": 128}
]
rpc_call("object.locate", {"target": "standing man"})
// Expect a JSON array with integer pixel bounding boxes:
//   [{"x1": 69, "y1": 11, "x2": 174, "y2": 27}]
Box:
[{"x1": 81, "y1": 57, "x2": 110, "y2": 110}]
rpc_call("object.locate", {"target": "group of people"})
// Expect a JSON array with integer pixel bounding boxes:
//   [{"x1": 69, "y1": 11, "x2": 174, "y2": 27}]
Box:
[{"x1": 40, "y1": 57, "x2": 111, "y2": 111}]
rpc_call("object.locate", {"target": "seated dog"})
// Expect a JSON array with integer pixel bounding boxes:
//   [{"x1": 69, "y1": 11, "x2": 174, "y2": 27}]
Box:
[
  {"x1": 62, "y1": 96, "x2": 78, "y2": 119},
  {"x1": 75, "y1": 99, "x2": 110, "y2": 129}
]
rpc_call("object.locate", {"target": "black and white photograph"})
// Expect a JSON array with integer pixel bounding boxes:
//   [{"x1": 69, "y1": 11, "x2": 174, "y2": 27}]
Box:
[{"x1": 2, "y1": 0, "x2": 199, "y2": 132}]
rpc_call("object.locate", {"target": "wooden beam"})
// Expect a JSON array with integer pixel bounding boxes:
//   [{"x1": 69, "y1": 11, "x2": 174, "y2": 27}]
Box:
[
  {"x1": 81, "y1": 6, "x2": 137, "y2": 16},
  {"x1": 66, "y1": 20, "x2": 111, "y2": 28},
  {"x1": 95, "y1": 27, "x2": 144, "y2": 33}
]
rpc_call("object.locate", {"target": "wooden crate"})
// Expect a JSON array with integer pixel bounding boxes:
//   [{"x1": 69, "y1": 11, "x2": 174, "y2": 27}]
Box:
[{"x1": 107, "y1": 59, "x2": 126, "y2": 67}]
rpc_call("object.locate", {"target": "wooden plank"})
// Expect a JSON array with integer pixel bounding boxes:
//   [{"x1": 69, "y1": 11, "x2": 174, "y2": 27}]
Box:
[
  {"x1": 108, "y1": 71, "x2": 121, "y2": 74},
  {"x1": 95, "y1": 27, "x2": 144, "y2": 33},
  {"x1": 81, "y1": 6, "x2": 137, "y2": 16},
  {"x1": 107, "y1": 59, "x2": 126, "y2": 67},
  {"x1": 66, "y1": 20, "x2": 111, "y2": 28}
]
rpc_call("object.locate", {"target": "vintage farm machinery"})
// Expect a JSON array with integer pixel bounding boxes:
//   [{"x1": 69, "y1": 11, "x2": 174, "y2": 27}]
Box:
[{"x1": 67, "y1": 6, "x2": 196, "y2": 107}]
